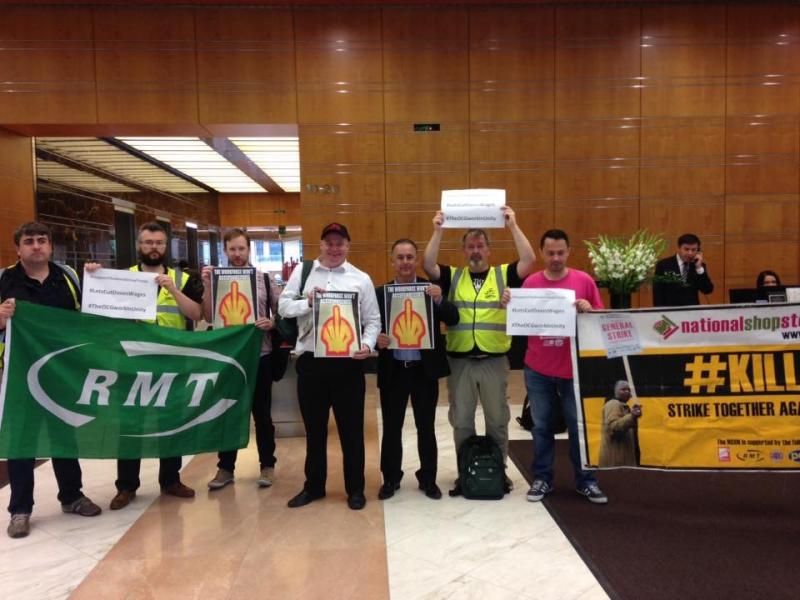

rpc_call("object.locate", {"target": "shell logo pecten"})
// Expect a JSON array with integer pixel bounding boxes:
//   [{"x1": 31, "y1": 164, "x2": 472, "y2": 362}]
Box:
[
  {"x1": 392, "y1": 298, "x2": 427, "y2": 348},
  {"x1": 219, "y1": 281, "x2": 253, "y2": 326},
  {"x1": 321, "y1": 304, "x2": 356, "y2": 356}
]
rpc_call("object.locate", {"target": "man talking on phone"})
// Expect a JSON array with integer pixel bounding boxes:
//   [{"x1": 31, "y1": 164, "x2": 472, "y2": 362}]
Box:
[{"x1": 652, "y1": 233, "x2": 714, "y2": 306}]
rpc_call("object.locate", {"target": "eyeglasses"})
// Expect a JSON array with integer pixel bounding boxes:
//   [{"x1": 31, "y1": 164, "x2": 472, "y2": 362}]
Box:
[{"x1": 139, "y1": 240, "x2": 166, "y2": 248}]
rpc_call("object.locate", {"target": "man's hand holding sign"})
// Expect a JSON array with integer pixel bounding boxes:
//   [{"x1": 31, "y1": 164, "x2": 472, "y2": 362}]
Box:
[
  {"x1": 502, "y1": 287, "x2": 579, "y2": 337},
  {"x1": 440, "y1": 189, "x2": 506, "y2": 229},
  {"x1": 82, "y1": 264, "x2": 158, "y2": 321}
]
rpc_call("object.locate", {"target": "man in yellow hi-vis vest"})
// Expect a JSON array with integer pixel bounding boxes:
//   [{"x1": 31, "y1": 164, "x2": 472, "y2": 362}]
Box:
[
  {"x1": 109, "y1": 222, "x2": 203, "y2": 511},
  {"x1": 423, "y1": 206, "x2": 535, "y2": 493}
]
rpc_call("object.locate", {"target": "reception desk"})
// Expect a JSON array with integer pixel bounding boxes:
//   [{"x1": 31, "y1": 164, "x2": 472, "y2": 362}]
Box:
[
  {"x1": 271, "y1": 353, "x2": 305, "y2": 438},
  {"x1": 270, "y1": 353, "x2": 378, "y2": 438}
]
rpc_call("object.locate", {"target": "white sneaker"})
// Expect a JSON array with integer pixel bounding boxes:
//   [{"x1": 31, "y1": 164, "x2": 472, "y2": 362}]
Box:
[
  {"x1": 257, "y1": 467, "x2": 274, "y2": 488},
  {"x1": 7, "y1": 514, "x2": 30, "y2": 538},
  {"x1": 207, "y1": 469, "x2": 234, "y2": 489}
]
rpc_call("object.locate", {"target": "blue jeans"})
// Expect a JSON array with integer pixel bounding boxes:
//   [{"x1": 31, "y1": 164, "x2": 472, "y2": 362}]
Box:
[{"x1": 524, "y1": 366, "x2": 596, "y2": 489}]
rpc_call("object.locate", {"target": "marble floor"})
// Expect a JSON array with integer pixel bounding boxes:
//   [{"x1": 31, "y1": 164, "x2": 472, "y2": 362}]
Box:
[{"x1": 0, "y1": 371, "x2": 607, "y2": 600}]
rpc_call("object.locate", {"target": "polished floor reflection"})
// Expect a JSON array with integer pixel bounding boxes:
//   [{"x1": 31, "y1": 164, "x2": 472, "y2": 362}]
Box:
[{"x1": 0, "y1": 372, "x2": 606, "y2": 600}]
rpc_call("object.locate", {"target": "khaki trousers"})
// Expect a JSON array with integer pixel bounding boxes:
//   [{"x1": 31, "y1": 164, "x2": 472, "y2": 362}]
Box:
[{"x1": 447, "y1": 356, "x2": 510, "y2": 460}]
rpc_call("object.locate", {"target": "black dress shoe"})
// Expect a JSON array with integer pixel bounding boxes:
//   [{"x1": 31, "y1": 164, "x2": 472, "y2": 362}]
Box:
[
  {"x1": 347, "y1": 493, "x2": 367, "y2": 510},
  {"x1": 378, "y1": 481, "x2": 400, "y2": 500},
  {"x1": 287, "y1": 489, "x2": 324, "y2": 508},
  {"x1": 448, "y1": 480, "x2": 463, "y2": 497},
  {"x1": 419, "y1": 482, "x2": 442, "y2": 500}
]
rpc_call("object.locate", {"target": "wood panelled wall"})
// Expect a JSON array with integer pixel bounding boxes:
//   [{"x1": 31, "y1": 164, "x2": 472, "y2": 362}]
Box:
[
  {"x1": 219, "y1": 192, "x2": 301, "y2": 226},
  {"x1": 0, "y1": 129, "x2": 35, "y2": 265},
  {"x1": 1, "y1": 3, "x2": 799, "y2": 301}
]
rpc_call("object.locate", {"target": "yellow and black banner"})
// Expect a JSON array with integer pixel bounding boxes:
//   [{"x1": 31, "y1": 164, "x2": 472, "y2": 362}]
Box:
[{"x1": 575, "y1": 304, "x2": 800, "y2": 471}]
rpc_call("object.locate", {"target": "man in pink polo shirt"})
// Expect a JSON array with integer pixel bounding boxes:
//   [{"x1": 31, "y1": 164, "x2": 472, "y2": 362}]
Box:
[{"x1": 503, "y1": 229, "x2": 608, "y2": 504}]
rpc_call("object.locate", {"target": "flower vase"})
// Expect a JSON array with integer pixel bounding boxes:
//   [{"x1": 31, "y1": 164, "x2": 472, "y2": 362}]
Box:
[{"x1": 610, "y1": 292, "x2": 632, "y2": 309}]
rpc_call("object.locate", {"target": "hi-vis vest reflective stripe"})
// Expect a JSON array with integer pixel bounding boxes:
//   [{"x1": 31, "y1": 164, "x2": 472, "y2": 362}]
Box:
[
  {"x1": 446, "y1": 265, "x2": 510, "y2": 353},
  {"x1": 0, "y1": 263, "x2": 80, "y2": 310},
  {"x1": 0, "y1": 263, "x2": 81, "y2": 368},
  {"x1": 129, "y1": 266, "x2": 188, "y2": 330}
]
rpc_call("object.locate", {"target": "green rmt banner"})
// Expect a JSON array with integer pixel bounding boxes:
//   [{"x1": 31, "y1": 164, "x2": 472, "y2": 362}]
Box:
[{"x1": 0, "y1": 302, "x2": 262, "y2": 459}]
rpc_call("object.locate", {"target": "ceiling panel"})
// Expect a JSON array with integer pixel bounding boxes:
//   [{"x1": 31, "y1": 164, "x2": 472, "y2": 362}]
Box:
[
  {"x1": 36, "y1": 137, "x2": 209, "y2": 194},
  {"x1": 117, "y1": 137, "x2": 266, "y2": 193},
  {"x1": 35, "y1": 135, "x2": 302, "y2": 195},
  {"x1": 230, "y1": 137, "x2": 301, "y2": 192},
  {"x1": 36, "y1": 161, "x2": 138, "y2": 193}
]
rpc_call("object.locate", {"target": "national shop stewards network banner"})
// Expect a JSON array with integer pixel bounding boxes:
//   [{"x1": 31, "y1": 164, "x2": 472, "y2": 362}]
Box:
[
  {"x1": 0, "y1": 302, "x2": 262, "y2": 459},
  {"x1": 574, "y1": 303, "x2": 800, "y2": 471}
]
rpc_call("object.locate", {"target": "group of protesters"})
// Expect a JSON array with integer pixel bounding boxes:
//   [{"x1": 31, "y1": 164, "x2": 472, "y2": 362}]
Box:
[{"x1": 0, "y1": 212, "x2": 717, "y2": 538}]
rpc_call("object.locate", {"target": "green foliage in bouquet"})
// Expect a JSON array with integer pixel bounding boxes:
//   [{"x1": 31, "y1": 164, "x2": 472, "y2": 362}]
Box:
[{"x1": 585, "y1": 230, "x2": 668, "y2": 295}]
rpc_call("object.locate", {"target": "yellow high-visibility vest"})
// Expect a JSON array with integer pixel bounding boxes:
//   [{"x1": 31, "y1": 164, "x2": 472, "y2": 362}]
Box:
[
  {"x1": 130, "y1": 265, "x2": 189, "y2": 330},
  {"x1": 446, "y1": 264, "x2": 510, "y2": 353}
]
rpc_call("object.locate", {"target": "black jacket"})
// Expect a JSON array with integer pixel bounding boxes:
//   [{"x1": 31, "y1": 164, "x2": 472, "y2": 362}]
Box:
[
  {"x1": 652, "y1": 256, "x2": 714, "y2": 307},
  {"x1": 376, "y1": 278, "x2": 459, "y2": 388},
  {"x1": 0, "y1": 261, "x2": 81, "y2": 311}
]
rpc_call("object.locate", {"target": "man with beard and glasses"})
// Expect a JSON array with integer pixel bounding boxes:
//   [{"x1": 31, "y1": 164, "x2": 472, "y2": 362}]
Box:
[
  {"x1": 0, "y1": 221, "x2": 102, "y2": 538},
  {"x1": 201, "y1": 228, "x2": 281, "y2": 490},
  {"x1": 107, "y1": 221, "x2": 203, "y2": 510},
  {"x1": 423, "y1": 207, "x2": 535, "y2": 494}
]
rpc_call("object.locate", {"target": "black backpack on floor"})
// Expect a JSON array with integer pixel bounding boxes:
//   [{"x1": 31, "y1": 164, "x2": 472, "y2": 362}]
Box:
[
  {"x1": 516, "y1": 394, "x2": 567, "y2": 435},
  {"x1": 516, "y1": 395, "x2": 533, "y2": 431},
  {"x1": 456, "y1": 435, "x2": 506, "y2": 500}
]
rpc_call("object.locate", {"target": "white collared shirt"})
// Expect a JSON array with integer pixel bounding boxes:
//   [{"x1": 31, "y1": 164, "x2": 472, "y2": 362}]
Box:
[
  {"x1": 254, "y1": 267, "x2": 281, "y2": 356},
  {"x1": 278, "y1": 259, "x2": 381, "y2": 355},
  {"x1": 676, "y1": 254, "x2": 704, "y2": 276}
]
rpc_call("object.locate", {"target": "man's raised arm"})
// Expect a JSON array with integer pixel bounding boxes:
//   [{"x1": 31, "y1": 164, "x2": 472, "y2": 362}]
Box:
[
  {"x1": 504, "y1": 206, "x2": 535, "y2": 278},
  {"x1": 423, "y1": 211, "x2": 445, "y2": 281}
]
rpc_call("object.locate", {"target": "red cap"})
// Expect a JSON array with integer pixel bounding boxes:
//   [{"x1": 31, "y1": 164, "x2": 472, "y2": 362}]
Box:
[{"x1": 320, "y1": 222, "x2": 350, "y2": 240}]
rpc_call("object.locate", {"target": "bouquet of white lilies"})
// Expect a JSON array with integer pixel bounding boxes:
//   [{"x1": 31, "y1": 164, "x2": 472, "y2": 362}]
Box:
[{"x1": 584, "y1": 230, "x2": 667, "y2": 295}]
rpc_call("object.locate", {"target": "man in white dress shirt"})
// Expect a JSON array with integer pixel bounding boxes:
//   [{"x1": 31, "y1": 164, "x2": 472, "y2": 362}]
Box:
[{"x1": 278, "y1": 223, "x2": 381, "y2": 510}]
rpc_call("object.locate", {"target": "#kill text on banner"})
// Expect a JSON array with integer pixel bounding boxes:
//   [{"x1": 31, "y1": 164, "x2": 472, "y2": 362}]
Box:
[
  {"x1": 575, "y1": 304, "x2": 800, "y2": 471},
  {"x1": 0, "y1": 302, "x2": 262, "y2": 459}
]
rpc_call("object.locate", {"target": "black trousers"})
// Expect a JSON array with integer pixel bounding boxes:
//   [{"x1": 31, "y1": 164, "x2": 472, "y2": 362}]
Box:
[
  {"x1": 379, "y1": 362, "x2": 439, "y2": 486},
  {"x1": 7, "y1": 458, "x2": 84, "y2": 514},
  {"x1": 218, "y1": 353, "x2": 276, "y2": 472},
  {"x1": 116, "y1": 456, "x2": 182, "y2": 492},
  {"x1": 296, "y1": 353, "x2": 365, "y2": 496}
]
